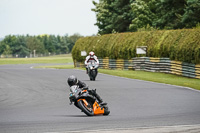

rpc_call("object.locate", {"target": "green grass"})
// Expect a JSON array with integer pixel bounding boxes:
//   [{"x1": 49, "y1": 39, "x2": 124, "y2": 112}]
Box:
[
  {"x1": 98, "y1": 69, "x2": 200, "y2": 90},
  {"x1": 36, "y1": 65, "x2": 200, "y2": 90},
  {"x1": 0, "y1": 54, "x2": 73, "y2": 65}
]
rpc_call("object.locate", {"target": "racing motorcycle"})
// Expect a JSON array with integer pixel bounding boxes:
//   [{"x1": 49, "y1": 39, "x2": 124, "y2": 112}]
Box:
[
  {"x1": 69, "y1": 85, "x2": 110, "y2": 116},
  {"x1": 87, "y1": 60, "x2": 98, "y2": 81}
]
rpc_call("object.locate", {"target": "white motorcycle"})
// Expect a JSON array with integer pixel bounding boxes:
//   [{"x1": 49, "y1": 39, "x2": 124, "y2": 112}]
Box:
[{"x1": 87, "y1": 60, "x2": 98, "y2": 81}]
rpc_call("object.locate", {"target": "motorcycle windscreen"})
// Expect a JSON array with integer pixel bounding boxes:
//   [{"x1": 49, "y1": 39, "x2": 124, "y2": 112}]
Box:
[{"x1": 70, "y1": 85, "x2": 79, "y2": 93}]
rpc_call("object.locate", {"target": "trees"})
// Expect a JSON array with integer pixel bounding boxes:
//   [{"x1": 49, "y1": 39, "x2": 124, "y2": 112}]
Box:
[
  {"x1": 58, "y1": 35, "x2": 69, "y2": 54},
  {"x1": 92, "y1": 0, "x2": 200, "y2": 33},
  {"x1": 13, "y1": 36, "x2": 30, "y2": 57},
  {"x1": 154, "y1": 0, "x2": 186, "y2": 29},
  {"x1": 0, "y1": 35, "x2": 16, "y2": 56},
  {"x1": 92, "y1": 0, "x2": 115, "y2": 34},
  {"x1": 182, "y1": 0, "x2": 200, "y2": 28},
  {"x1": 68, "y1": 33, "x2": 83, "y2": 52},
  {"x1": 92, "y1": 0, "x2": 134, "y2": 34},
  {"x1": 14, "y1": 45, "x2": 30, "y2": 57},
  {"x1": 129, "y1": 0, "x2": 158, "y2": 31},
  {"x1": 26, "y1": 36, "x2": 45, "y2": 54},
  {"x1": 2, "y1": 45, "x2": 12, "y2": 57},
  {"x1": 0, "y1": 34, "x2": 81, "y2": 57}
]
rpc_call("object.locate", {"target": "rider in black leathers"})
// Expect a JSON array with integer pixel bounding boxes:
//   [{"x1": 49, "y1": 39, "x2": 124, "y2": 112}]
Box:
[{"x1": 67, "y1": 75, "x2": 106, "y2": 105}]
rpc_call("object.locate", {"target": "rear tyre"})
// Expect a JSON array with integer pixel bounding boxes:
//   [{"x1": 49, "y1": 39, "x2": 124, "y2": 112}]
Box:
[
  {"x1": 103, "y1": 105, "x2": 110, "y2": 115},
  {"x1": 78, "y1": 100, "x2": 94, "y2": 116}
]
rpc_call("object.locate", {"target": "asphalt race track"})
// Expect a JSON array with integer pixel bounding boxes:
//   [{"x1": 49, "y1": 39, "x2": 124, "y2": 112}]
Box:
[{"x1": 0, "y1": 64, "x2": 200, "y2": 133}]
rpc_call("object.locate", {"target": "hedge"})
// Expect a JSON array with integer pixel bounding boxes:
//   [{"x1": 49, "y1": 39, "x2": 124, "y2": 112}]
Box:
[{"x1": 72, "y1": 29, "x2": 200, "y2": 64}]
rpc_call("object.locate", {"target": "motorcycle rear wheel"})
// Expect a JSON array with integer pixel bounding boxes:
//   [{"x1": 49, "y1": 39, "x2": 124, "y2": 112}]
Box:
[
  {"x1": 103, "y1": 105, "x2": 110, "y2": 115},
  {"x1": 78, "y1": 100, "x2": 94, "y2": 116}
]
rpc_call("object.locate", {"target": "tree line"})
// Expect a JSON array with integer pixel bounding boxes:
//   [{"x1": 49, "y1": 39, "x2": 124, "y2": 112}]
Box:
[
  {"x1": 0, "y1": 34, "x2": 82, "y2": 57},
  {"x1": 92, "y1": 0, "x2": 200, "y2": 34}
]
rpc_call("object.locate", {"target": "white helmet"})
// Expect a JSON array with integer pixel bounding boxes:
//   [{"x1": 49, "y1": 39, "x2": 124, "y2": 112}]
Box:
[{"x1": 89, "y1": 51, "x2": 95, "y2": 58}]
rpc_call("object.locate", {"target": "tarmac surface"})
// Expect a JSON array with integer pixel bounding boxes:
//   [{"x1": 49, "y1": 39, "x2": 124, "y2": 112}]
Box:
[{"x1": 0, "y1": 64, "x2": 200, "y2": 133}]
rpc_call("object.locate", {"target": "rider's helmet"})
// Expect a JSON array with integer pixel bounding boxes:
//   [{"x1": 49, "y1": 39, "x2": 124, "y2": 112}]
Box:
[
  {"x1": 89, "y1": 51, "x2": 95, "y2": 58},
  {"x1": 67, "y1": 75, "x2": 78, "y2": 87}
]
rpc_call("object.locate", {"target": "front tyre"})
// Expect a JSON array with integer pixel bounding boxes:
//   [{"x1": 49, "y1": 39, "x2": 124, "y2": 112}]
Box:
[
  {"x1": 78, "y1": 100, "x2": 94, "y2": 116},
  {"x1": 91, "y1": 70, "x2": 96, "y2": 81}
]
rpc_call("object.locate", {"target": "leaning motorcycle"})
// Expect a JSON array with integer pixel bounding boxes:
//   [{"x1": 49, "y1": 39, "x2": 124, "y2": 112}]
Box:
[
  {"x1": 87, "y1": 60, "x2": 98, "y2": 81},
  {"x1": 69, "y1": 85, "x2": 110, "y2": 116}
]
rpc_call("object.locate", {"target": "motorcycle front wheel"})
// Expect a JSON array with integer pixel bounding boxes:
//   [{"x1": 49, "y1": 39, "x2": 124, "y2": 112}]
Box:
[
  {"x1": 78, "y1": 100, "x2": 94, "y2": 116},
  {"x1": 90, "y1": 70, "x2": 96, "y2": 81}
]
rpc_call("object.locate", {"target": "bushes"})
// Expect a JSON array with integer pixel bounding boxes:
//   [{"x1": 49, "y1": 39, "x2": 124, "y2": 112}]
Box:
[{"x1": 72, "y1": 29, "x2": 200, "y2": 64}]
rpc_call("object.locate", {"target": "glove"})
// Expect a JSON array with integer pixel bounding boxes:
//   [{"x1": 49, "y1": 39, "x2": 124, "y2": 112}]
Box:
[
  {"x1": 69, "y1": 99, "x2": 73, "y2": 105},
  {"x1": 69, "y1": 93, "x2": 75, "y2": 101}
]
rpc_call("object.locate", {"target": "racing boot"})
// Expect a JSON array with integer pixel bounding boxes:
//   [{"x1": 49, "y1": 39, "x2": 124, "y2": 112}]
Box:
[
  {"x1": 86, "y1": 68, "x2": 88, "y2": 74},
  {"x1": 91, "y1": 89, "x2": 107, "y2": 105},
  {"x1": 96, "y1": 95, "x2": 107, "y2": 106}
]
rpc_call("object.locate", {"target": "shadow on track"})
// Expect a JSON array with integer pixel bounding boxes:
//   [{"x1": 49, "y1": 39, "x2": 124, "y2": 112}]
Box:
[
  {"x1": 81, "y1": 80, "x2": 102, "y2": 82},
  {"x1": 53, "y1": 115, "x2": 108, "y2": 117},
  {"x1": 53, "y1": 115, "x2": 89, "y2": 117}
]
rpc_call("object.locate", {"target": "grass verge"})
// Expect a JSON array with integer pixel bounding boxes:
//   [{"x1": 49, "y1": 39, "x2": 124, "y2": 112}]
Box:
[
  {"x1": 0, "y1": 54, "x2": 73, "y2": 65},
  {"x1": 98, "y1": 69, "x2": 200, "y2": 91},
  {"x1": 37, "y1": 65, "x2": 200, "y2": 90}
]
